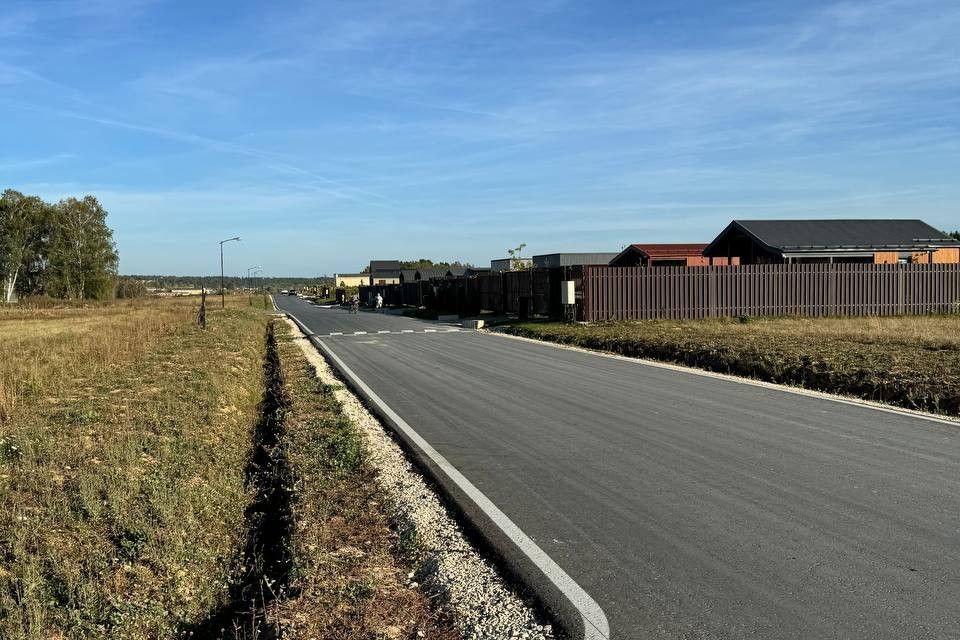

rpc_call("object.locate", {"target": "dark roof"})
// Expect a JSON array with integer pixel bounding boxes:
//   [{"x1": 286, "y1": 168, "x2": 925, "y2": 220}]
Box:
[
  {"x1": 445, "y1": 267, "x2": 468, "y2": 277},
  {"x1": 415, "y1": 268, "x2": 448, "y2": 280},
  {"x1": 465, "y1": 267, "x2": 491, "y2": 275},
  {"x1": 369, "y1": 260, "x2": 402, "y2": 272},
  {"x1": 399, "y1": 269, "x2": 418, "y2": 282},
  {"x1": 611, "y1": 244, "x2": 708, "y2": 265},
  {"x1": 705, "y1": 219, "x2": 957, "y2": 255},
  {"x1": 533, "y1": 252, "x2": 619, "y2": 267}
]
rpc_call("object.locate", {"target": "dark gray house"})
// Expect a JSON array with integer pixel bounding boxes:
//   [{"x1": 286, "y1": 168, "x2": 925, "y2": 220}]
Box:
[
  {"x1": 414, "y1": 268, "x2": 448, "y2": 281},
  {"x1": 369, "y1": 260, "x2": 402, "y2": 285},
  {"x1": 532, "y1": 252, "x2": 618, "y2": 268},
  {"x1": 703, "y1": 219, "x2": 960, "y2": 265}
]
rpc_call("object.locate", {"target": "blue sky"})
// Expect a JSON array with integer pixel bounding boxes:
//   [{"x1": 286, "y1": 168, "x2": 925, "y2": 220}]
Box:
[{"x1": 1, "y1": 0, "x2": 958, "y2": 276}]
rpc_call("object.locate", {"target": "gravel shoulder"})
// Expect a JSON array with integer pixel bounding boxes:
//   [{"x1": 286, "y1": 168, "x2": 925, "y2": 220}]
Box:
[{"x1": 282, "y1": 318, "x2": 556, "y2": 640}]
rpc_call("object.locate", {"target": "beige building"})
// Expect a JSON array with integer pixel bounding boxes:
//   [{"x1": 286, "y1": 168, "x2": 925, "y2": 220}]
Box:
[{"x1": 334, "y1": 273, "x2": 368, "y2": 288}]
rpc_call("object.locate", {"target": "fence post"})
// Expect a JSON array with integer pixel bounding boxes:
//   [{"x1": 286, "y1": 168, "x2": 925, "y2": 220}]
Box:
[{"x1": 897, "y1": 264, "x2": 904, "y2": 315}]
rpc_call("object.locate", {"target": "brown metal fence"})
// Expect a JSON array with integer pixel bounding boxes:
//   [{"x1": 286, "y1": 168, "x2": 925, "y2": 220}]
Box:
[{"x1": 582, "y1": 263, "x2": 960, "y2": 321}]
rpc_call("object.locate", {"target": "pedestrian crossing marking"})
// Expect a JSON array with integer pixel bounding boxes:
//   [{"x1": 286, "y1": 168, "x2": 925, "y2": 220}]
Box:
[{"x1": 315, "y1": 328, "x2": 471, "y2": 338}]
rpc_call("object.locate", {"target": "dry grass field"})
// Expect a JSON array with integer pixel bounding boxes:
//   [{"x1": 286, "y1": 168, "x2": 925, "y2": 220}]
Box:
[
  {"x1": 0, "y1": 297, "x2": 269, "y2": 638},
  {"x1": 0, "y1": 296, "x2": 458, "y2": 639},
  {"x1": 509, "y1": 314, "x2": 960, "y2": 416}
]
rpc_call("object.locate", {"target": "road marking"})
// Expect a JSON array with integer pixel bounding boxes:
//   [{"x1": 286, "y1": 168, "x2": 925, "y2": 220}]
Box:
[
  {"x1": 284, "y1": 311, "x2": 608, "y2": 640},
  {"x1": 316, "y1": 329, "x2": 474, "y2": 337}
]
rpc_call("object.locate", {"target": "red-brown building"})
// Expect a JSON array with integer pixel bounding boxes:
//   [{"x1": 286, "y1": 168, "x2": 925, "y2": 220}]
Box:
[{"x1": 609, "y1": 244, "x2": 738, "y2": 267}]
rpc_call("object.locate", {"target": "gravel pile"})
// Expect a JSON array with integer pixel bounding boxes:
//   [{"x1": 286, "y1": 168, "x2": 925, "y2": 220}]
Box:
[{"x1": 285, "y1": 320, "x2": 556, "y2": 640}]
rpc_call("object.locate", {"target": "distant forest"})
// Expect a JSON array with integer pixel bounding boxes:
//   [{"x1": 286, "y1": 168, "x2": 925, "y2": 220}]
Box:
[
  {"x1": 359, "y1": 259, "x2": 474, "y2": 272},
  {"x1": 130, "y1": 275, "x2": 334, "y2": 291}
]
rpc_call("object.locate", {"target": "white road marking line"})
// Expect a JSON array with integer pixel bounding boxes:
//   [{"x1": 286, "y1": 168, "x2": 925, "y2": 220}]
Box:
[
  {"x1": 445, "y1": 328, "x2": 461, "y2": 332},
  {"x1": 378, "y1": 330, "x2": 391, "y2": 334},
  {"x1": 329, "y1": 332, "x2": 343, "y2": 336},
  {"x1": 283, "y1": 311, "x2": 608, "y2": 639},
  {"x1": 354, "y1": 331, "x2": 367, "y2": 335},
  {"x1": 423, "y1": 328, "x2": 437, "y2": 333},
  {"x1": 401, "y1": 329, "x2": 415, "y2": 333}
]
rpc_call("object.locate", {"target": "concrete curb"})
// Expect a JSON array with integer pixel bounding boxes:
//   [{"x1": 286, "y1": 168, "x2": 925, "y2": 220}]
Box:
[{"x1": 284, "y1": 311, "x2": 610, "y2": 640}]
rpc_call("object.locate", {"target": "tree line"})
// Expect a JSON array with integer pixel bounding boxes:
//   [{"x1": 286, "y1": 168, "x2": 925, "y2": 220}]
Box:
[
  {"x1": 0, "y1": 189, "x2": 119, "y2": 302},
  {"x1": 359, "y1": 259, "x2": 474, "y2": 273}
]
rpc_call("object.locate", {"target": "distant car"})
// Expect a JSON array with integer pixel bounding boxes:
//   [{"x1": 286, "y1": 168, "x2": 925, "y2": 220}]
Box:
[
  {"x1": 280, "y1": 289, "x2": 288, "y2": 294},
  {"x1": 288, "y1": 289, "x2": 297, "y2": 295}
]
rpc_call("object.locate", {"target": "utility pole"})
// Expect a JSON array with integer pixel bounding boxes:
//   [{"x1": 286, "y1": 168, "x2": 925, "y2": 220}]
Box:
[{"x1": 219, "y1": 236, "x2": 240, "y2": 308}]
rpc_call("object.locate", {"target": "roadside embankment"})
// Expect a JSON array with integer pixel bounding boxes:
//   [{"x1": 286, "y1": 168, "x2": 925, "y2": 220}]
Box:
[
  {"x1": 263, "y1": 320, "x2": 460, "y2": 638},
  {"x1": 504, "y1": 315, "x2": 960, "y2": 416},
  {"x1": 283, "y1": 320, "x2": 557, "y2": 640}
]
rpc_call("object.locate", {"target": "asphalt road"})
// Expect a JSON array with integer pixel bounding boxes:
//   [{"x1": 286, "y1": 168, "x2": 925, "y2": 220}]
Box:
[{"x1": 276, "y1": 295, "x2": 960, "y2": 639}]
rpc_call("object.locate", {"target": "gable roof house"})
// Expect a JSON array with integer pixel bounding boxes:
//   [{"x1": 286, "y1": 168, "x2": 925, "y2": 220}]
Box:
[
  {"x1": 369, "y1": 259, "x2": 402, "y2": 285},
  {"x1": 703, "y1": 219, "x2": 960, "y2": 265},
  {"x1": 609, "y1": 244, "x2": 738, "y2": 267},
  {"x1": 414, "y1": 268, "x2": 449, "y2": 281},
  {"x1": 533, "y1": 252, "x2": 618, "y2": 268}
]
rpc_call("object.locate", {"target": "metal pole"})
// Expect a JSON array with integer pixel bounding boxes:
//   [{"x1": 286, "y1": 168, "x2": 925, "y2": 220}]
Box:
[
  {"x1": 220, "y1": 242, "x2": 225, "y2": 308},
  {"x1": 218, "y1": 237, "x2": 240, "y2": 309}
]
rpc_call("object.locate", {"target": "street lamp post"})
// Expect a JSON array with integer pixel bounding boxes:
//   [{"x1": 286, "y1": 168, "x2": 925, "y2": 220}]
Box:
[
  {"x1": 247, "y1": 265, "x2": 261, "y2": 306},
  {"x1": 219, "y1": 236, "x2": 241, "y2": 308}
]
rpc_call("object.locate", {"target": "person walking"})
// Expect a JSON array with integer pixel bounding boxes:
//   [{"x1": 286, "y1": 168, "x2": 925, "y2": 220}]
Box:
[{"x1": 375, "y1": 292, "x2": 384, "y2": 312}]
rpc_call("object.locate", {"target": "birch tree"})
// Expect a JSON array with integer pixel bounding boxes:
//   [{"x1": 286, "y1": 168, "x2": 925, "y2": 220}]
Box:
[
  {"x1": 0, "y1": 190, "x2": 45, "y2": 303},
  {"x1": 48, "y1": 196, "x2": 118, "y2": 300}
]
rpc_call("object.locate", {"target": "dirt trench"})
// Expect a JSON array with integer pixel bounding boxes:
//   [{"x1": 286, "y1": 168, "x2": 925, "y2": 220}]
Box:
[{"x1": 182, "y1": 320, "x2": 296, "y2": 639}]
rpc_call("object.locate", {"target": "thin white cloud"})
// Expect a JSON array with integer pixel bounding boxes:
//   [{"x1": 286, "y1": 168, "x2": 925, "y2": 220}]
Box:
[
  {"x1": 12, "y1": 104, "x2": 397, "y2": 207},
  {"x1": 0, "y1": 153, "x2": 75, "y2": 172}
]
